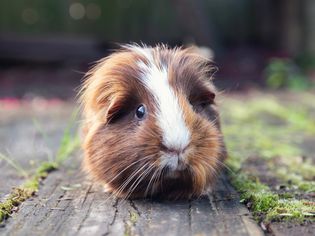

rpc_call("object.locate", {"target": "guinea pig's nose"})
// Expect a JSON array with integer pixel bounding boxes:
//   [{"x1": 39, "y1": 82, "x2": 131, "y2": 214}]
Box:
[
  {"x1": 161, "y1": 144, "x2": 188, "y2": 155},
  {"x1": 166, "y1": 148, "x2": 181, "y2": 156}
]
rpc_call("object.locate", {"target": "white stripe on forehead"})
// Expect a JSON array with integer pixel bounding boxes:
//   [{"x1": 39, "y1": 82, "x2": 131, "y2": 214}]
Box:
[{"x1": 131, "y1": 45, "x2": 191, "y2": 150}]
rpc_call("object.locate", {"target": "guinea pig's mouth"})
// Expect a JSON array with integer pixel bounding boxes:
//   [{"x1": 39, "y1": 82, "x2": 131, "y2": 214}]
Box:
[
  {"x1": 159, "y1": 144, "x2": 190, "y2": 176},
  {"x1": 160, "y1": 153, "x2": 187, "y2": 174}
]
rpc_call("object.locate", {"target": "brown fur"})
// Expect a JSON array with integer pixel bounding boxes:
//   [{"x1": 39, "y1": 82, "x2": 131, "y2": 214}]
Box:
[{"x1": 79, "y1": 45, "x2": 226, "y2": 200}]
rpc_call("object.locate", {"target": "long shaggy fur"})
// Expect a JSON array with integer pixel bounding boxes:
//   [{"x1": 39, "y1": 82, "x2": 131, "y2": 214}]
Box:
[{"x1": 79, "y1": 44, "x2": 226, "y2": 200}]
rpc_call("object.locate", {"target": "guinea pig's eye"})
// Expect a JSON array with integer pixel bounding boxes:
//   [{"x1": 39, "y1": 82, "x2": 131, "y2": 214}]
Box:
[{"x1": 135, "y1": 104, "x2": 146, "y2": 120}]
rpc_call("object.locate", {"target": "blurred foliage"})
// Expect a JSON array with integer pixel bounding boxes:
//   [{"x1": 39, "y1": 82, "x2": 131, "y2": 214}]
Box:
[
  {"x1": 0, "y1": 0, "x2": 176, "y2": 41},
  {"x1": 265, "y1": 58, "x2": 313, "y2": 90},
  {"x1": 296, "y1": 53, "x2": 315, "y2": 71},
  {"x1": 0, "y1": 0, "x2": 253, "y2": 43}
]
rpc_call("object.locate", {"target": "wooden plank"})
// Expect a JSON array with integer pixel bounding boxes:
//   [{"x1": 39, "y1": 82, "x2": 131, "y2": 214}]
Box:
[
  {"x1": 75, "y1": 191, "x2": 117, "y2": 236},
  {"x1": 190, "y1": 175, "x2": 264, "y2": 236},
  {"x1": 0, "y1": 104, "x2": 73, "y2": 201},
  {"x1": 0, "y1": 158, "x2": 264, "y2": 236},
  {"x1": 190, "y1": 196, "x2": 219, "y2": 236},
  {"x1": 132, "y1": 200, "x2": 190, "y2": 236},
  {"x1": 2, "y1": 94, "x2": 314, "y2": 235},
  {"x1": 0, "y1": 103, "x2": 265, "y2": 236}
]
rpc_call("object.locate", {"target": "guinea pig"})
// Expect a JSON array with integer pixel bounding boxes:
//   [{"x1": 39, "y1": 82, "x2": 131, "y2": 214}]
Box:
[{"x1": 79, "y1": 44, "x2": 227, "y2": 200}]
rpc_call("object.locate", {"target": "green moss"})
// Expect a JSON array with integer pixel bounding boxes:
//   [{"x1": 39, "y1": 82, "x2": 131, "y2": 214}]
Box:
[
  {"x1": 269, "y1": 156, "x2": 315, "y2": 193},
  {"x1": 221, "y1": 96, "x2": 314, "y2": 161},
  {"x1": 230, "y1": 172, "x2": 315, "y2": 222},
  {"x1": 0, "y1": 187, "x2": 34, "y2": 222},
  {"x1": 1, "y1": 159, "x2": 74, "y2": 222},
  {"x1": 124, "y1": 210, "x2": 139, "y2": 236},
  {"x1": 0, "y1": 111, "x2": 80, "y2": 223},
  {"x1": 231, "y1": 173, "x2": 268, "y2": 196},
  {"x1": 230, "y1": 173, "x2": 274, "y2": 213},
  {"x1": 278, "y1": 156, "x2": 315, "y2": 180},
  {"x1": 0, "y1": 160, "x2": 60, "y2": 222},
  {"x1": 0, "y1": 136, "x2": 79, "y2": 222},
  {"x1": 266, "y1": 199, "x2": 315, "y2": 222},
  {"x1": 0, "y1": 145, "x2": 79, "y2": 223},
  {"x1": 279, "y1": 192, "x2": 294, "y2": 199},
  {"x1": 36, "y1": 161, "x2": 58, "y2": 175},
  {"x1": 124, "y1": 211, "x2": 139, "y2": 236},
  {"x1": 298, "y1": 182, "x2": 315, "y2": 192},
  {"x1": 230, "y1": 172, "x2": 278, "y2": 215},
  {"x1": 222, "y1": 94, "x2": 315, "y2": 222},
  {"x1": 130, "y1": 211, "x2": 139, "y2": 224},
  {"x1": 20, "y1": 161, "x2": 58, "y2": 191},
  {"x1": 276, "y1": 170, "x2": 315, "y2": 193},
  {"x1": 251, "y1": 192, "x2": 279, "y2": 213}
]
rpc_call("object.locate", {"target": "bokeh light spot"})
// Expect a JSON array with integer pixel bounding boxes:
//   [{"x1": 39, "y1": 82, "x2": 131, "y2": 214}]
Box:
[{"x1": 69, "y1": 2, "x2": 85, "y2": 20}]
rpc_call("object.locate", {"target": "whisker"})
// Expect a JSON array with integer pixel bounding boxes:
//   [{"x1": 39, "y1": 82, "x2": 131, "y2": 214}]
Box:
[
  {"x1": 125, "y1": 162, "x2": 156, "y2": 200},
  {"x1": 113, "y1": 162, "x2": 150, "y2": 198},
  {"x1": 151, "y1": 165, "x2": 166, "y2": 197},
  {"x1": 103, "y1": 155, "x2": 153, "y2": 187},
  {"x1": 214, "y1": 159, "x2": 236, "y2": 175},
  {"x1": 144, "y1": 164, "x2": 162, "y2": 197},
  {"x1": 144, "y1": 166, "x2": 159, "y2": 197},
  {"x1": 104, "y1": 162, "x2": 150, "y2": 202}
]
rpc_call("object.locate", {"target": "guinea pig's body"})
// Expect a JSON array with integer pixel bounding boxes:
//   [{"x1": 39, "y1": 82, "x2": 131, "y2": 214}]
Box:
[{"x1": 80, "y1": 44, "x2": 226, "y2": 200}]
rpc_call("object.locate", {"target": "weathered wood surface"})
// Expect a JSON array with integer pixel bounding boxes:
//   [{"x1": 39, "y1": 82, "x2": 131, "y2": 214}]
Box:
[
  {"x1": 0, "y1": 158, "x2": 263, "y2": 236},
  {"x1": 1, "y1": 102, "x2": 313, "y2": 236},
  {"x1": 0, "y1": 103, "x2": 264, "y2": 236},
  {"x1": 0, "y1": 104, "x2": 71, "y2": 201}
]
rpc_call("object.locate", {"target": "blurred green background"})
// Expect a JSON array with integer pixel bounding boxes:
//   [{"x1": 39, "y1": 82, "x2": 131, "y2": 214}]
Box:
[{"x1": 0, "y1": 0, "x2": 315, "y2": 98}]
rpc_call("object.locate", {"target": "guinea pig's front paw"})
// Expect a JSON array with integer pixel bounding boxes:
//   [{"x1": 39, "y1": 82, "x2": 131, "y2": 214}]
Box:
[{"x1": 103, "y1": 183, "x2": 113, "y2": 193}]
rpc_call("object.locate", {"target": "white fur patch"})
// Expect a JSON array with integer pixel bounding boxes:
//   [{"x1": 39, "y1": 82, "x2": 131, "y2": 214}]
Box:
[{"x1": 130, "y1": 45, "x2": 191, "y2": 168}]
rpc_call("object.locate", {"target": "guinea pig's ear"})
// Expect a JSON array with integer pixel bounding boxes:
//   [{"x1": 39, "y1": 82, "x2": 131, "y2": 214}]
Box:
[
  {"x1": 185, "y1": 46, "x2": 218, "y2": 79},
  {"x1": 189, "y1": 84, "x2": 216, "y2": 109}
]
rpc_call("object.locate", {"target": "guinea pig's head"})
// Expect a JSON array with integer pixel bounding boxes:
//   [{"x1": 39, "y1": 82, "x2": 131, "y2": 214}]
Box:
[{"x1": 80, "y1": 44, "x2": 226, "y2": 200}]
